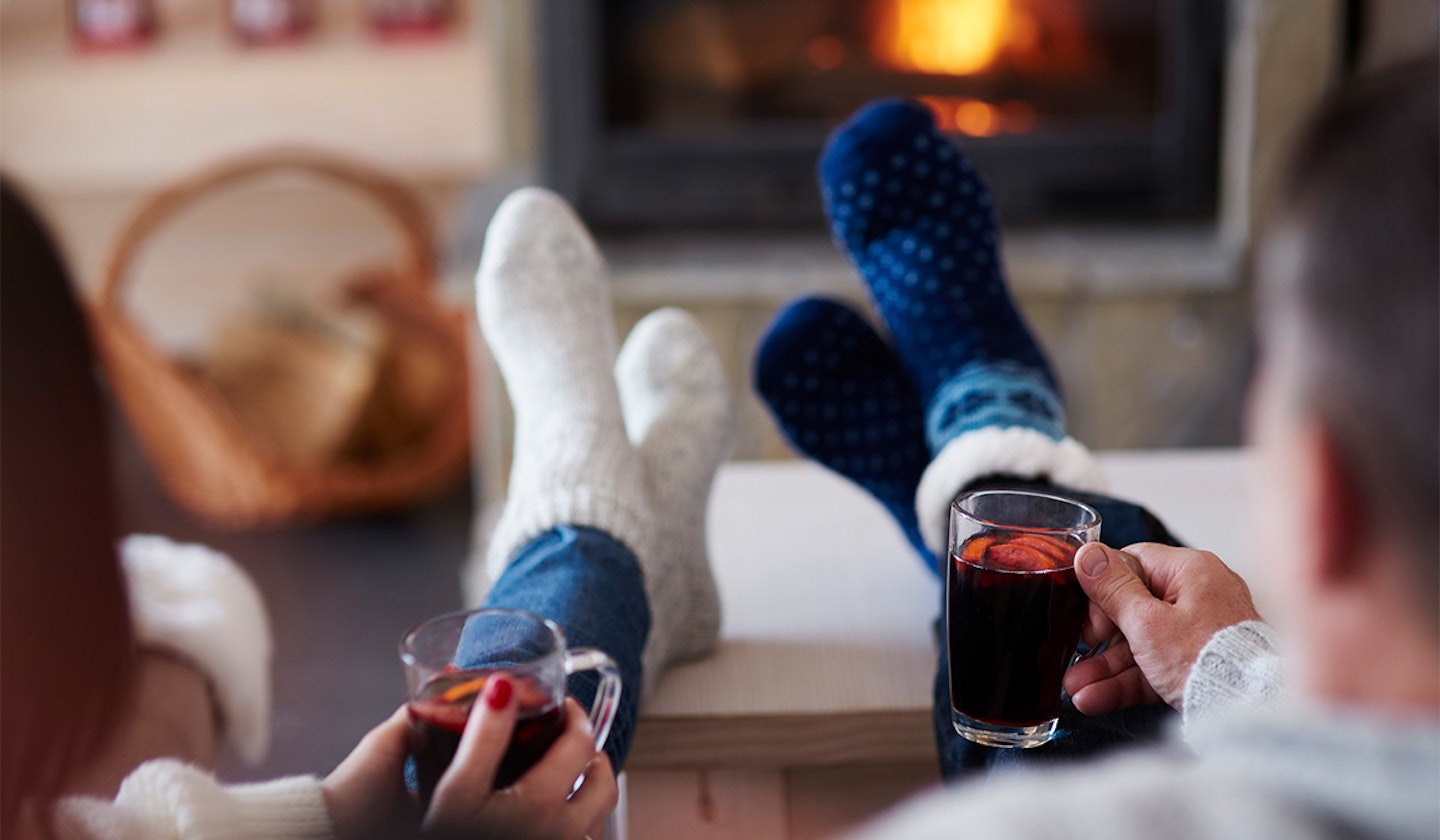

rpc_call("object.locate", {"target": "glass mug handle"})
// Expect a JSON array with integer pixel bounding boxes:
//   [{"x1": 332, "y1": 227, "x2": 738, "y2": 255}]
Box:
[{"x1": 562, "y1": 647, "x2": 622, "y2": 756}]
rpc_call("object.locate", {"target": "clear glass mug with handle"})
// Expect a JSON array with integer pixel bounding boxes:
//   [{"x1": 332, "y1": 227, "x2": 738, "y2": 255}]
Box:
[
  {"x1": 399, "y1": 607, "x2": 621, "y2": 800},
  {"x1": 947, "y1": 489, "x2": 1101, "y2": 748}
]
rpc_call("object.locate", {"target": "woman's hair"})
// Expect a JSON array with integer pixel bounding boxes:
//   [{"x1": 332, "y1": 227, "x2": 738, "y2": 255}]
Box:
[
  {"x1": 1261, "y1": 56, "x2": 1439, "y2": 600},
  {"x1": 1, "y1": 179, "x2": 136, "y2": 833}
]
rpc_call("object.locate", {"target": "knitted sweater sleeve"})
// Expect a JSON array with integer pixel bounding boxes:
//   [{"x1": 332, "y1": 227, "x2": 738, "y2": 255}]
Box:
[
  {"x1": 841, "y1": 622, "x2": 1291, "y2": 840},
  {"x1": 1180, "y1": 620, "x2": 1286, "y2": 746},
  {"x1": 55, "y1": 759, "x2": 333, "y2": 840}
]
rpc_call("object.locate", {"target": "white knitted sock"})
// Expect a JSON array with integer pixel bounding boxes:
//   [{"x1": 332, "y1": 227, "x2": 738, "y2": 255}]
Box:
[
  {"x1": 616, "y1": 308, "x2": 736, "y2": 699},
  {"x1": 478, "y1": 188, "x2": 652, "y2": 580}
]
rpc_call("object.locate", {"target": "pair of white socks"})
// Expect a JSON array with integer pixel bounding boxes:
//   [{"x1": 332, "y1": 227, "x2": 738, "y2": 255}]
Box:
[{"x1": 471, "y1": 188, "x2": 735, "y2": 699}]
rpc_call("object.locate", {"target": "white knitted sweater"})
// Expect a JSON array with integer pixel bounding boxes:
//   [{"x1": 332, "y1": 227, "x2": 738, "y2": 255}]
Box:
[
  {"x1": 55, "y1": 762, "x2": 331, "y2": 840},
  {"x1": 853, "y1": 620, "x2": 1440, "y2": 840}
]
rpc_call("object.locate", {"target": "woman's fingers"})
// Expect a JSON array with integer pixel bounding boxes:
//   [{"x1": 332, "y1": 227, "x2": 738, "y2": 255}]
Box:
[
  {"x1": 418, "y1": 687, "x2": 622, "y2": 839},
  {"x1": 431, "y1": 674, "x2": 517, "y2": 808},
  {"x1": 363, "y1": 705, "x2": 413, "y2": 760},
  {"x1": 321, "y1": 706, "x2": 420, "y2": 840},
  {"x1": 564, "y1": 753, "x2": 619, "y2": 836},
  {"x1": 518, "y1": 698, "x2": 600, "y2": 803}
]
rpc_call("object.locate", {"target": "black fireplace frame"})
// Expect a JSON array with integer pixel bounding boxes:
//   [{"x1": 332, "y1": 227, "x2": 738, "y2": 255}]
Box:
[{"x1": 539, "y1": 1, "x2": 1226, "y2": 231}]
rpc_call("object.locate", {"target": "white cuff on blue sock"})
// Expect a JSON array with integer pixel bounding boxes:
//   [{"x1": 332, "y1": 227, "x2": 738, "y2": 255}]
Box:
[{"x1": 915, "y1": 427, "x2": 1108, "y2": 555}]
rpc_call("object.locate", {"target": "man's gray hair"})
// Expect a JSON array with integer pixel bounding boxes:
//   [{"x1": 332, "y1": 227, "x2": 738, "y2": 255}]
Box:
[{"x1": 1260, "y1": 57, "x2": 1438, "y2": 608}]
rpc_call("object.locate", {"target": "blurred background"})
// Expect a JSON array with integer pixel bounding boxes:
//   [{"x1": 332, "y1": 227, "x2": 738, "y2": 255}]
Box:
[
  {"x1": 8, "y1": 1, "x2": 1436, "y2": 483},
  {"x1": 2, "y1": 0, "x2": 1435, "y2": 793}
]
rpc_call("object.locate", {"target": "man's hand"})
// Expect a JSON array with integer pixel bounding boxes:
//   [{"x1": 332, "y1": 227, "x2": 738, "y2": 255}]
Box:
[{"x1": 1063, "y1": 542, "x2": 1263, "y2": 715}]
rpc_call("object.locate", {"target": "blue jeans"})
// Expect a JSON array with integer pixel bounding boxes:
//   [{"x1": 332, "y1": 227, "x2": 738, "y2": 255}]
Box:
[{"x1": 472, "y1": 525, "x2": 650, "y2": 771}]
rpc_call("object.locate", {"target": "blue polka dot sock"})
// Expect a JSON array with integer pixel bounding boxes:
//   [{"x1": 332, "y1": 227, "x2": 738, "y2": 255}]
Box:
[
  {"x1": 819, "y1": 98, "x2": 1063, "y2": 454},
  {"x1": 754, "y1": 296, "x2": 936, "y2": 571},
  {"x1": 818, "y1": 98, "x2": 1107, "y2": 555}
]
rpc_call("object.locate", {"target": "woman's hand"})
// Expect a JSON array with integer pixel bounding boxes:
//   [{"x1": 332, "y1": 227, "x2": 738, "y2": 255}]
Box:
[
  {"x1": 425, "y1": 680, "x2": 618, "y2": 840},
  {"x1": 322, "y1": 706, "x2": 419, "y2": 839},
  {"x1": 322, "y1": 676, "x2": 618, "y2": 840}
]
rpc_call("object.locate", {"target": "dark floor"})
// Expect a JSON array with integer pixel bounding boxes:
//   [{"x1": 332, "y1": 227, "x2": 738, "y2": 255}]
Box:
[{"x1": 108, "y1": 402, "x2": 476, "y2": 783}]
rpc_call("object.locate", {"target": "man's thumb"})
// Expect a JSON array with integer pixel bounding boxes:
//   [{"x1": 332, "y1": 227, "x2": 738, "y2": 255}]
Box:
[{"x1": 1075, "y1": 543, "x2": 1153, "y2": 630}]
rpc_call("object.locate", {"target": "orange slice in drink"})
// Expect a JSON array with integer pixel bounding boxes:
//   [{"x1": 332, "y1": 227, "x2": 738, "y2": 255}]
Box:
[
  {"x1": 986, "y1": 541, "x2": 1055, "y2": 571},
  {"x1": 1009, "y1": 534, "x2": 1076, "y2": 569},
  {"x1": 439, "y1": 675, "x2": 488, "y2": 704},
  {"x1": 961, "y1": 535, "x2": 996, "y2": 564}
]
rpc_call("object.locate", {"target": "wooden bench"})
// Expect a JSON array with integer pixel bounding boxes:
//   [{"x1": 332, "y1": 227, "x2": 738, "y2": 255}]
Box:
[{"x1": 620, "y1": 449, "x2": 1255, "y2": 840}]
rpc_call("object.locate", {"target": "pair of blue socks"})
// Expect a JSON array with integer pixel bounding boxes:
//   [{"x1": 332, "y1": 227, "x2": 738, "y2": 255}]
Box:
[{"x1": 756, "y1": 99, "x2": 1067, "y2": 574}]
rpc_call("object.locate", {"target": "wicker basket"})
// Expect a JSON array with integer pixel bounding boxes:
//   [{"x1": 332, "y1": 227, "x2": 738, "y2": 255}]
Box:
[{"x1": 87, "y1": 150, "x2": 472, "y2": 529}]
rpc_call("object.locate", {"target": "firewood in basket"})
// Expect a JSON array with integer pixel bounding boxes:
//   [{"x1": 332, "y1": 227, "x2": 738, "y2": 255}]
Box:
[{"x1": 196, "y1": 296, "x2": 385, "y2": 467}]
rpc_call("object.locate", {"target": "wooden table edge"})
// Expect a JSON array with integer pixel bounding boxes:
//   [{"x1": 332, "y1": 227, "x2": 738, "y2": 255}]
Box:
[{"x1": 627, "y1": 709, "x2": 938, "y2": 769}]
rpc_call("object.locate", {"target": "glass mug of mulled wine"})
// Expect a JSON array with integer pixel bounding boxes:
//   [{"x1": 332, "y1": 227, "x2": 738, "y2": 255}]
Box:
[
  {"x1": 947, "y1": 489, "x2": 1101, "y2": 748},
  {"x1": 399, "y1": 608, "x2": 621, "y2": 801}
]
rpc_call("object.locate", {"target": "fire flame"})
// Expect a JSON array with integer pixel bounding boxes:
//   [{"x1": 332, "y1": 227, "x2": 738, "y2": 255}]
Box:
[
  {"x1": 872, "y1": 0, "x2": 1011, "y2": 76},
  {"x1": 919, "y1": 96, "x2": 1038, "y2": 137},
  {"x1": 870, "y1": 0, "x2": 1096, "y2": 79}
]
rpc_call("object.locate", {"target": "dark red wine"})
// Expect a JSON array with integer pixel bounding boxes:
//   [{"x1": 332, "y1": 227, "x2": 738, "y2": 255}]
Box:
[
  {"x1": 407, "y1": 670, "x2": 566, "y2": 800},
  {"x1": 947, "y1": 532, "x2": 1089, "y2": 726}
]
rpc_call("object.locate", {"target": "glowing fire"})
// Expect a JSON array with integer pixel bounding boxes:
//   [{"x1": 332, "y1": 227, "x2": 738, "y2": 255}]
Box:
[
  {"x1": 919, "y1": 96, "x2": 1037, "y2": 137},
  {"x1": 870, "y1": 0, "x2": 1096, "y2": 79},
  {"x1": 872, "y1": 0, "x2": 1011, "y2": 76},
  {"x1": 869, "y1": 0, "x2": 1099, "y2": 136}
]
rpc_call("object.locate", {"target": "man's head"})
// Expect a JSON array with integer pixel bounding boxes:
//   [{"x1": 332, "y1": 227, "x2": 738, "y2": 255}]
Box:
[{"x1": 1249, "y1": 58, "x2": 1438, "y2": 707}]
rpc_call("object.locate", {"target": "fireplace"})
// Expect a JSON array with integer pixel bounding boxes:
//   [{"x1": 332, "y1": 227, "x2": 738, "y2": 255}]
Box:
[{"x1": 540, "y1": 0, "x2": 1225, "y2": 231}]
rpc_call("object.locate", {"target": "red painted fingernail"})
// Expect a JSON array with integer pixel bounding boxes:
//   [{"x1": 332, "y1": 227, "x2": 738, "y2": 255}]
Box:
[{"x1": 485, "y1": 675, "x2": 513, "y2": 710}]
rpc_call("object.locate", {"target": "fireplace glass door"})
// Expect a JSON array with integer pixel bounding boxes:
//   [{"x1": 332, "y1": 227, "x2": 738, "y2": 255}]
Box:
[{"x1": 542, "y1": 0, "x2": 1222, "y2": 229}]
